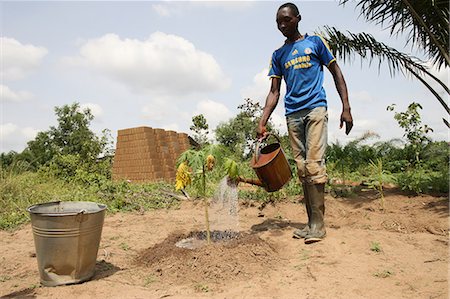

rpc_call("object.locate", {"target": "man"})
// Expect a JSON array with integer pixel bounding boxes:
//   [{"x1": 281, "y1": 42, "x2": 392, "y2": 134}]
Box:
[{"x1": 257, "y1": 2, "x2": 353, "y2": 244}]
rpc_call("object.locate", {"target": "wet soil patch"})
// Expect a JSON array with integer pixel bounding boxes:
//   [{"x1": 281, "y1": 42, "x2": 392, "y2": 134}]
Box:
[{"x1": 136, "y1": 231, "x2": 279, "y2": 284}]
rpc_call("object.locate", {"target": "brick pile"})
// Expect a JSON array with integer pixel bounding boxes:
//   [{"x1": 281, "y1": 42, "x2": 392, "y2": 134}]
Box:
[{"x1": 112, "y1": 126, "x2": 191, "y2": 183}]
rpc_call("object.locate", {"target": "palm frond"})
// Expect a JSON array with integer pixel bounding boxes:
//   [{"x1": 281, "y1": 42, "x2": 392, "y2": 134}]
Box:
[
  {"x1": 340, "y1": 0, "x2": 449, "y2": 69},
  {"x1": 321, "y1": 26, "x2": 450, "y2": 115}
]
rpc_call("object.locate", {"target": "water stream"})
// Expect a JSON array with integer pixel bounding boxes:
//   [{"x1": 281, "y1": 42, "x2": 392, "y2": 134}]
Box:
[
  {"x1": 209, "y1": 176, "x2": 240, "y2": 232},
  {"x1": 175, "y1": 176, "x2": 240, "y2": 249}
]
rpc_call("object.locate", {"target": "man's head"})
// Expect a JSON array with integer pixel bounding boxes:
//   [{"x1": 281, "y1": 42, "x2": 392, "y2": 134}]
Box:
[{"x1": 276, "y1": 2, "x2": 301, "y2": 38}]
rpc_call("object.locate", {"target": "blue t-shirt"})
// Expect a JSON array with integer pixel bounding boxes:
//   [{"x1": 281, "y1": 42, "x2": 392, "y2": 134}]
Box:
[{"x1": 268, "y1": 34, "x2": 336, "y2": 115}]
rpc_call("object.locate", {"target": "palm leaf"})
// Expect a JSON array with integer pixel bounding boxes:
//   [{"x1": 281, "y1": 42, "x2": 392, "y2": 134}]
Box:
[
  {"x1": 340, "y1": 0, "x2": 449, "y2": 69},
  {"x1": 321, "y1": 26, "x2": 450, "y2": 115}
]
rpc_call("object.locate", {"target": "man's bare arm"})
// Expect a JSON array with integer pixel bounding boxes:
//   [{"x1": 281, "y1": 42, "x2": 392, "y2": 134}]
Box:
[
  {"x1": 257, "y1": 77, "x2": 282, "y2": 138},
  {"x1": 328, "y1": 61, "x2": 353, "y2": 135}
]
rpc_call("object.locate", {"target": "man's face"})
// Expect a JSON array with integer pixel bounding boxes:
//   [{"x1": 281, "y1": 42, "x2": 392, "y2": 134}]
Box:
[{"x1": 276, "y1": 7, "x2": 299, "y2": 38}]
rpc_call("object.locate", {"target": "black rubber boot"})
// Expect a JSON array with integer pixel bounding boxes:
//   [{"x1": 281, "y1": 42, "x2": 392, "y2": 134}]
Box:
[
  {"x1": 293, "y1": 183, "x2": 311, "y2": 239},
  {"x1": 304, "y1": 183, "x2": 326, "y2": 244}
]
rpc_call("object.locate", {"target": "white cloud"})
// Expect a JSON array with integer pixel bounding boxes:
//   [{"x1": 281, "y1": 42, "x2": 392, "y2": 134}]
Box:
[
  {"x1": 79, "y1": 102, "x2": 103, "y2": 119},
  {"x1": 350, "y1": 90, "x2": 373, "y2": 103},
  {"x1": 161, "y1": 123, "x2": 180, "y2": 132},
  {"x1": 270, "y1": 112, "x2": 287, "y2": 135},
  {"x1": 152, "y1": 3, "x2": 171, "y2": 16},
  {"x1": 194, "y1": 99, "x2": 233, "y2": 129},
  {"x1": 240, "y1": 68, "x2": 287, "y2": 134},
  {"x1": 1, "y1": 84, "x2": 33, "y2": 102},
  {"x1": 1, "y1": 37, "x2": 48, "y2": 81},
  {"x1": 0, "y1": 123, "x2": 39, "y2": 152},
  {"x1": 190, "y1": 0, "x2": 255, "y2": 10},
  {"x1": 240, "y1": 68, "x2": 271, "y2": 104},
  {"x1": 142, "y1": 97, "x2": 180, "y2": 122},
  {"x1": 65, "y1": 32, "x2": 231, "y2": 96}
]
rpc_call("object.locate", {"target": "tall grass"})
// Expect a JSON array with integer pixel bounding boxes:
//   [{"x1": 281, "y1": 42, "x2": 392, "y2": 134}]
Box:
[{"x1": 0, "y1": 166, "x2": 180, "y2": 230}]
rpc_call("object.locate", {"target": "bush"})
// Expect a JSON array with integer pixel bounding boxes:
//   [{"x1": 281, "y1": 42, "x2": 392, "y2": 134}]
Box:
[
  {"x1": 0, "y1": 169, "x2": 180, "y2": 230},
  {"x1": 395, "y1": 167, "x2": 449, "y2": 194}
]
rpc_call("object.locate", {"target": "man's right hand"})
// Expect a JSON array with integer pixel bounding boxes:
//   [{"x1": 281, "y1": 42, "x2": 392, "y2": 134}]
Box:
[{"x1": 256, "y1": 124, "x2": 269, "y2": 140}]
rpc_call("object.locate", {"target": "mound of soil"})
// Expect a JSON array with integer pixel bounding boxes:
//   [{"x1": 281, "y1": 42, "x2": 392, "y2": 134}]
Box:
[{"x1": 136, "y1": 231, "x2": 279, "y2": 284}]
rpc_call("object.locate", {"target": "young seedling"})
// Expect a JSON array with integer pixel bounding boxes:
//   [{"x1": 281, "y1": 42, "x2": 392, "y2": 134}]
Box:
[
  {"x1": 119, "y1": 242, "x2": 130, "y2": 251},
  {"x1": 373, "y1": 269, "x2": 394, "y2": 278},
  {"x1": 194, "y1": 283, "x2": 210, "y2": 293},
  {"x1": 370, "y1": 241, "x2": 382, "y2": 253},
  {"x1": 368, "y1": 159, "x2": 394, "y2": 210},
  {"x1": 176, "y1": 149, "x2": 217, "y2": 245},
  {"x1": 143, "y1": 274, "x2": 157, "y2": 287}
]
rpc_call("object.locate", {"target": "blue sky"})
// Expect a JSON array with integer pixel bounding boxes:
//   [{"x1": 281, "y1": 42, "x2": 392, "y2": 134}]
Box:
[{"x1": 1, "y1": 0, "x2": 448, "y2": 153}]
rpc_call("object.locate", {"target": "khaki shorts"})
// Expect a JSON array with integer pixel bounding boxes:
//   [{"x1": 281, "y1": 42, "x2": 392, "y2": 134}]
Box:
[{"x1": 286, "y1": 106, "x2": 328, "y2": 185}]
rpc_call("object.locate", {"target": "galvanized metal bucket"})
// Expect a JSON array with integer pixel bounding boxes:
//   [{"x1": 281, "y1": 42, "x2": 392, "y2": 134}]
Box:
[{"x1": 27, "y1": 201, "x2": 107, "y2": 287}]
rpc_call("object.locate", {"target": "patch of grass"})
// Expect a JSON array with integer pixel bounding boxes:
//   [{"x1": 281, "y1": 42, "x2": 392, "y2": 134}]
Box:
[
  {"x1": 143, "y1": 274, "x2": 158, "y2": 287},
  {"x1": 373, "y1": 269, "x2": 394, "y2": 278},
  {"x1": 299, "y1": 249, "x2": 311, "y2": 260},
  {"x1": 0, "y1": 171, "x2": 180, "y2": 230},
  {"x1": 370, "y1": 241, "x2": 382, "y2": 253},
  {"x1": 275, "y1": 212, "x2": 283, "y2": 220},
  {"x1": 119, "y1": 242, "x2": 130, "y2": 251},
  {"x1": 0, "y1": 275, "x2": 11, "y2": 282},
  {"x1": 194, "y1": 283, "x2": 210, "y2": 293}
]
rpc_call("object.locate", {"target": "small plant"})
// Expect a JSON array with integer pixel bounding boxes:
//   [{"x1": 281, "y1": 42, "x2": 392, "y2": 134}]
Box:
[
  {"x1": 143, "y1": 274, "x2": 157, "y2": 287},
  {"x1": 194, "y1": 283, "x2": 210, "y2": 293},
  {"x1": 119, "y1": 242, "x2": 130, "y2": 251},
  {"x1": 374, "y1": 269, "x2": 394, "y2": 278},
  {"x1": 370, "y1": 241, "x2": 382, "y2": 253},
  {"x1": 367, "y1": 159, "x2": 394, "y2": 209},
  {"x1": 299, "y1": 249, "x2": 311, "y2": 261},
  {"x1": 387, "y1": 102, "x2": 433, "y2": 165},
  {"x1": 177, "y1": 147, "x2": 219, "y2": 245}
]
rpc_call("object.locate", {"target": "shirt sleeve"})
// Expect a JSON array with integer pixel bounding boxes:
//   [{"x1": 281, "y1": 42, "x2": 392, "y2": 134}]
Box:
[
  {"x1": 268, "y1": 50, "x2": 282, "y2": 78},
  {"x1": 316, "y1": 35, "x2": 336, "y2": 67}
]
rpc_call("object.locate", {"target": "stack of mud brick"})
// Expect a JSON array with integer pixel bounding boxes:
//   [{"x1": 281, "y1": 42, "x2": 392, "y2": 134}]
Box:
[{"x1": 112, "y1": 126, "x2": 191, "y2": 183}]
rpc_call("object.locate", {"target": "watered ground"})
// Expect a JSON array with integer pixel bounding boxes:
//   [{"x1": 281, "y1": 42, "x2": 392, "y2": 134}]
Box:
[{"x1": 1, "y1": 188, "x2": 448, "y2": 299}]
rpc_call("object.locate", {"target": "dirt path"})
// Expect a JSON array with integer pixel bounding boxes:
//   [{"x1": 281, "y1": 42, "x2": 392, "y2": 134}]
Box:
[{"x1": 1, "y1": 190, "x2": 448, "y2": 298}]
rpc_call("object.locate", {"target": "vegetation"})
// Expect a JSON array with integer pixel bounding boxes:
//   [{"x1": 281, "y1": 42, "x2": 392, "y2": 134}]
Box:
[
  {"x1": 1, "y1": 96, "x2": 448, "y2": 230},
  {"x1": 190, "y1": 114, "x2": 210, "y2": 147},
  {"x1": 0, "y1": 103, "x2": 179, "y2": 230},
  {"x1": 322, "y1": 0, "x2": 449, "y2": 125}
]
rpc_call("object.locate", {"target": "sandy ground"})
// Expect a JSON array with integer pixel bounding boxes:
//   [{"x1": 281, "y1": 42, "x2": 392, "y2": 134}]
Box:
[{"x1": 1, "y1": 188, "x2": 448, "y2": 299}]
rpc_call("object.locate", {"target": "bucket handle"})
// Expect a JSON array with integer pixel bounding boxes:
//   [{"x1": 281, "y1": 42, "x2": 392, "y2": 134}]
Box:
[
  {"x1": 76, "y1": 209, "x2": 87, "y2": 223},
  {"x1": 254, "y1": 133, "x2": 282, "y2": 163}
]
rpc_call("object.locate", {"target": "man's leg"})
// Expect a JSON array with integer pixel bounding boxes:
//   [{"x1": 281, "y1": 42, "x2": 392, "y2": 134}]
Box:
[
  {"x1": 292, "y1": 182, "x2": 311, "y2": 238},
  {"x1": 303, "y1": 107, "x2": 328, "y2": 244},
  {"x1": 286, "y1": 111, "x2": 310, "y2": 238}
]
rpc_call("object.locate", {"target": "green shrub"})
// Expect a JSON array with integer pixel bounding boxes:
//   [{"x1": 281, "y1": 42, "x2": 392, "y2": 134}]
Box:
[
  {"x1": 0, "y1": 170, "x2": 180, "y2": 230},
  {"x1": 395, "y1": 167, "x2": 448, "y2": 194}
]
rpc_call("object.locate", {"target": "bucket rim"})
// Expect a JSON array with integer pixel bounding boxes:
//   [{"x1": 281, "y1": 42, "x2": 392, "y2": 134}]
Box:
[
  {"x1": 27, "y1": 201, "x2": 107, "y2": 216},
  {"x1": 251, "y1": 145, "x2": 282, "y2": 169}
]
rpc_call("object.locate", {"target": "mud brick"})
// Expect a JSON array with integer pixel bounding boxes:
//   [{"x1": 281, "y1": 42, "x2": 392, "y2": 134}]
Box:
[
  {"x1": 116, "y1": 134, "x2": 130, "y2": 142},
  {"x1": 114, "y1": 126, "x2": 195, "y2": 183},
  {"x1": 117, "y1": 128, "x2": 134, "y2": 136}
]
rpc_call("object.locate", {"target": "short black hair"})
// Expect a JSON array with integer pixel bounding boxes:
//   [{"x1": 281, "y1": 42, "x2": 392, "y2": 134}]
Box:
[{"x1": 278, "y1": 2, "x2": 300, "y2": 17}]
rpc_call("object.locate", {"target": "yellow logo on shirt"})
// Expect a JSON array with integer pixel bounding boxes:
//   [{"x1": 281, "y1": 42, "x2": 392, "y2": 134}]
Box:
[
  {"x1": 292, "y1": 49, "x2": 298, "y2": 56},
  {"x1": 284, "y1": 55, "x2": 312, "y2": 69}
]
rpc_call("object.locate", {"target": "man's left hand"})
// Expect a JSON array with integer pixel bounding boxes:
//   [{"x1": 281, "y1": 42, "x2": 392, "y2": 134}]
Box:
[{"x1": 340, "y1": 109, "x2": 353, "y2": 135}]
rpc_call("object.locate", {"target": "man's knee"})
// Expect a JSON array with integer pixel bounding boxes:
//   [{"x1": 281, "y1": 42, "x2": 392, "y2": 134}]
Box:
[{"x1": 304, "y1": 159, "x2": 327, "y2": 184}]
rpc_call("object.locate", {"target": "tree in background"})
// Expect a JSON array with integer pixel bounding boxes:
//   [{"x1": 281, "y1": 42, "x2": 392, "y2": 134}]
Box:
[
  {"x1": 387, "y1": 102, "x2": 433, "y2": 165},
  {"x1": 190, "y1": 114, "x2": 209, "y2": 147},
  {"x1": 21, "y1": 102, "x2": 112, "y2": 169},
  {"x1": 322, "y1": 0, "x2": 449, "y2": 126},
  {"x1": 215, "y1": 98, "x2": 278, "y2": 159}
]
